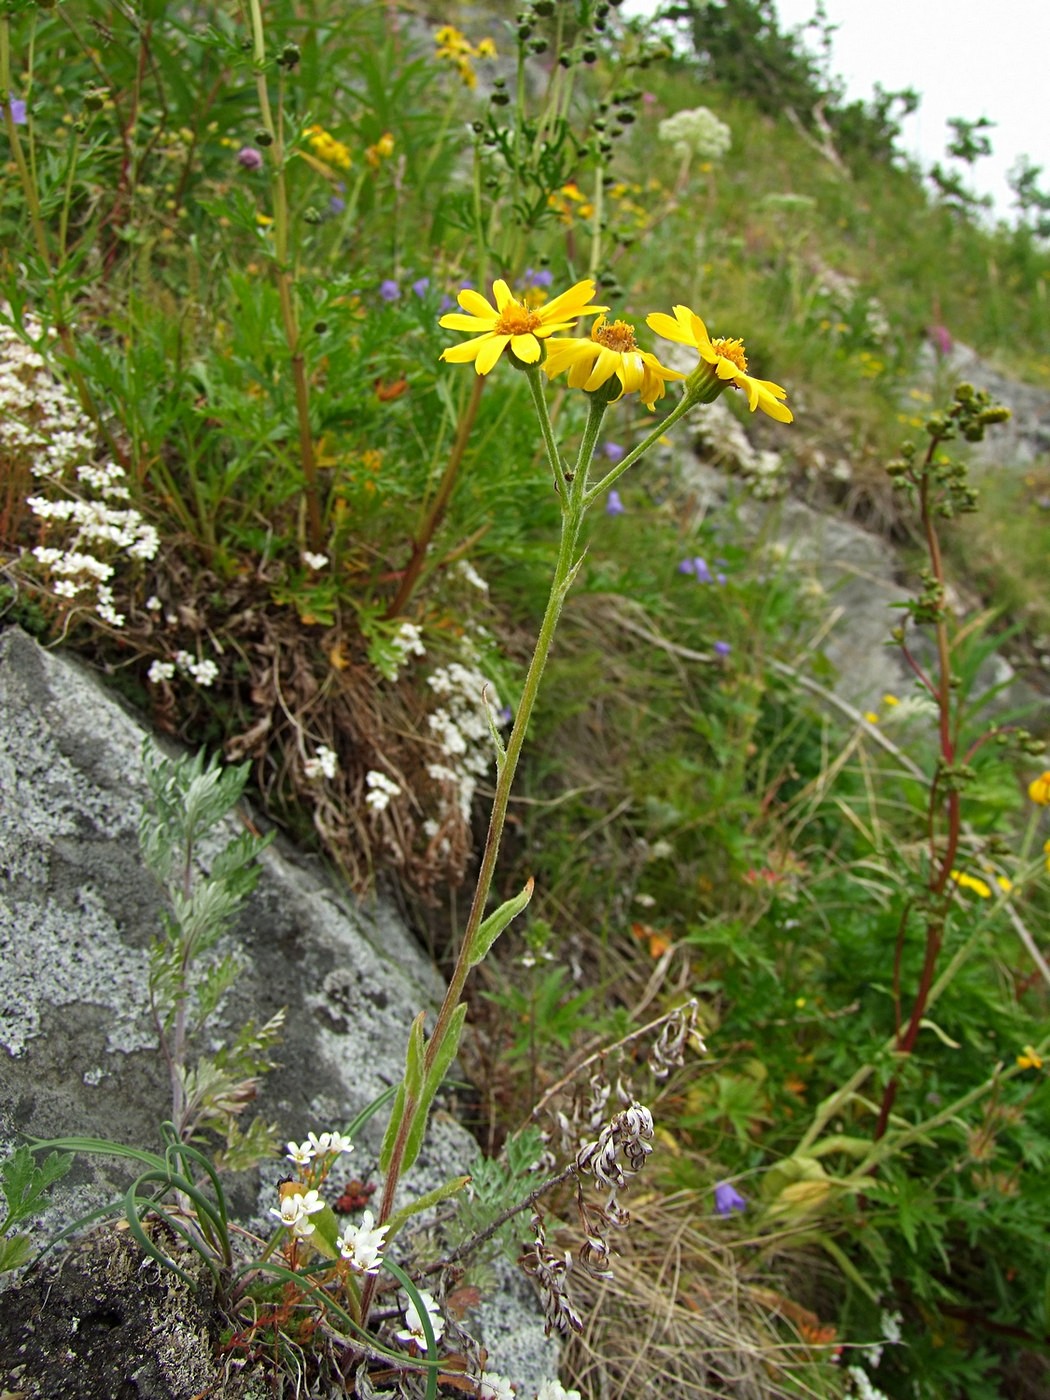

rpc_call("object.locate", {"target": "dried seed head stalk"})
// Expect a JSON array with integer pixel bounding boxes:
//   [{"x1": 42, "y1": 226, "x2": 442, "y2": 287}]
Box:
[
  {"x1": 648, "y1": 998, "x2": 705, "y2": 1080},
  {"x1": 522, "y1": 1213, "x2": 584, "y2": 1336}
]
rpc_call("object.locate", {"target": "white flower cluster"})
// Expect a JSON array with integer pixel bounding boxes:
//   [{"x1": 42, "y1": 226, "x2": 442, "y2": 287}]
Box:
[
  {"x1": 425, "y1": 658, "x2": 500, "y2": 827},
  {"x1": 658, "y1": 105, "x2": 732, "y2": 163},
  {"x1": 387, "y1": 619, "x2": 426, "y2": 681},
  {"x1": 862, "y1": 1309, "x2": 903, "y2": 1370},
  {"x1": 337, "y1": 1208, "x2": 388, "y2": 1274},
  {"x1": 285, "y1": 1129, "x2": 354, "y2": 1166},
  {"x1": 304, "y1": 744, "x2": 339, "y2": 781},
  {"x1": 846, "y1": 1366, "x2": 891, "y2": 1400},
  {"x1": 694, "y1": 398, "x2": 785, "y2": 499},
  {"x1": 1, "y1": 315, "x2": 159, "y2": 626},
  {"x1": 269, "y1": 1187, "x2": 325, "y2": 1238},
  {"x1": 365, "y1": 769, "x2": 401, "y2": 812},
  {"x1": 146, "y1": 651, "x2": 221, "y2": 688}
]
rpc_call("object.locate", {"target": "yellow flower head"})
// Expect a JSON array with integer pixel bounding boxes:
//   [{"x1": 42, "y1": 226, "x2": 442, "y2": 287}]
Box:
[
  {"x1": 305, "y1": 124, "x2": 352, "y2": 172},
  {"x1": 439, "y1": 278, "x2": 606, "y2": 376},
  {"x1": 646, "y1": 304, "x2": 793, "y2": 422},
  {"x1": 542, "y1": 315, "x2": 685, "y2": 410},
  {"x1": 949, "y1": 869, "x2": 991, "y2": 899},
  {"x1": 1027, "y1": 770, "x2": 1050, "y2": 806},
  {"x1": 365, "y1": 131, "x2": 395, "y2": 168},
  {"x1": 1016, "y1": 1046, "x2": 1044, "y2": 1071}
]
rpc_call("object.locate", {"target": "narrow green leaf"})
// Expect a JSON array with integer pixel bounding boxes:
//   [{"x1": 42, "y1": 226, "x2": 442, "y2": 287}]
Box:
[
  {"x1": 382, "y1": 1258, "x2": 440, "y2": 1400},
  {"x1": 378, "y1": 1082, "x2": 407, "y2": 1174},
  {"x1": 384, "y1": 1175, "x2": 471, "y2": 1243},
  {"x1": 469, "y1": 879, "x2": 534, "y2": 967},
  {"x1": 402, "y1": 1004, "x2": 468, "y2": 1174}
]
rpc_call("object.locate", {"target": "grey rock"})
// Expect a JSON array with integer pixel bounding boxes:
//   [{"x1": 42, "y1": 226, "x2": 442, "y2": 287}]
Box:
[
  {"x1": 673, "y1": 452, "x2": 1045, "y2": 720},
  {"x1": 0, "y1": 625, "x2": 557, "y2": 1395}
]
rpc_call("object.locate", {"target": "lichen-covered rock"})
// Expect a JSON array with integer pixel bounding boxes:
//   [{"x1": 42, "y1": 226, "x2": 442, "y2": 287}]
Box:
[{"x1": 0, "y1": 625, "x2": 557, "y2": 1393}]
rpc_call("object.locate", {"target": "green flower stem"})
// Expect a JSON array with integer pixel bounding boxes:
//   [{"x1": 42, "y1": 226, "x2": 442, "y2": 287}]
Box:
[
  {"x1": 364, "y1": 387, "x2": 607, "y2": 1320},
  {"x1": 584, "y1": 387, "x2": 699, "y2": 507},
  {"x1": 246, "y1": 0, "x2": 323, "y2": 556},
  {"x1": 1, "y1": 19, "x2": 48, "y2": 269},
  {"x1": 525, "y1": 364, "x2": 567, "y2": 495}
]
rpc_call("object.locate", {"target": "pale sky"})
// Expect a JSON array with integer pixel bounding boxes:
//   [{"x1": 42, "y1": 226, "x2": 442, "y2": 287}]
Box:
[{"x1": 770, "y1": 0, "x2": 1050, "y2": 222}]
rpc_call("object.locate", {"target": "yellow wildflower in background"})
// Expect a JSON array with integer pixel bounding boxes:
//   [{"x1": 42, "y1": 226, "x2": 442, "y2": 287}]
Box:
[
  {"x1": 542, "y1": 314, "x2": 684, "y2": 409},
  {"x1": 647, "y1": 305, "x2": 793, "y2": 422},
  {"x1": 950, "y1": 869, "x2": 992, "y2": 899},
  {"x1": 548, "y1": 182, "x2": 595, "y2": 225},
  {"x1": 1027, "y1": 770, "x2": 1050, "y2": 805},
  {"x1": 433, "y1": 24, "x2": 496, "y2": 88},
  {"x1": 365, "y1": 132, "x2": 395, "y2": 168},
  {"x1": 1016, "y1": 1046, "x2": 1043, "y2": 1071},
  {"x1": 439, "y1": 278, "x2": 605, "y2": 375},
  {"x1": 305, "y1": 124, "x2": 352, "y2": 172}
]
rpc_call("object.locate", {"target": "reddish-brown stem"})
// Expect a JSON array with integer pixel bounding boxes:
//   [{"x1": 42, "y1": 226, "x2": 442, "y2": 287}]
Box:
[
  {"x1": 385, "y1": 374, "x2": 485, "y2": 619},
  {"x1": 873, "y1": 440, "x2": 962, "y2": 1143}
]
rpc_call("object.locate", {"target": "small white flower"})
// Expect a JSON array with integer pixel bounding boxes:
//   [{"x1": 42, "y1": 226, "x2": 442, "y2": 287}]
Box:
[
  {"x1": 393, "y1": 620, "x2": 426, "y2": 659},
  {"x1": 455, "y1": 559, "x2": 489, "y2": 592},
  {"x1": 304, "y1": 745, "x2": 339, "y2": 781},
  {"x1": 145, "y1": 594, "x2": 162, "y2": 611},
  {"x1": 302, "y1": 551, "x2": 328, "y2": 570},
  {"x1": 337, "y1": 1209, "x2": 388, "y2": 1274},
  {"x1": 365, "y1": 770, "x2": 401, "y2": 812},
  {"x1": 477, "y1": 1371, "x2": 516, "y2": 1400},
  {"x1": 147, "y1": 660, "x2": 176, "y2": 684},
  {"x1": 395, "y1": 1289, "x2": 445, "y2": 1347},
  {"x1": 186, "y1": 657, "x2": 219, "y2": 687},
  {"x1": 285, "y1": 1139, "x2": 317, "y2": 1167},
  {"x1": 326, "y1": 1130, "x2": 354, "y2": 1156},
  {"x1": 536, "y1": 1383, "x2": 581, "y2": 1400},
  {"x1": 269, "y1": 1187, "x2": 325, "y2": 1236}
]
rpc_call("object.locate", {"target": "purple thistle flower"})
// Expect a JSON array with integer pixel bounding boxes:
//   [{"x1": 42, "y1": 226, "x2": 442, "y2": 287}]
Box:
[
  {"x1": 237, "y1": 146, "x2": 264, "y2": 170},
  {"x1": 379, "y1": 279, "x2": 401, "y2": 302},
  {"x1": 8, "y1": 98, "x2": 27, "y2": 125},
  {"x1": 713, "y1": 1181, "x2": 746, "y2": 1216},
  {"x1": 693, "y1": 556, "x2": 713, "y2": 584},
  {"x1": 714, "y1": 640, "x2": 731, "y2": 656},
  {"x1": 412, "y1": 277, "x2": 431, "y2": 297},
  {"x1": 605, "y1": 489, "x2": 626, "y2": 517},
  {"x1": 677, "y1": 558, "x2": 695, "y2": 576},
  {"x1": 523, "y1": 266, "x2": 554, "y2": 288},
  {"x1": 602, "y1": 441, "x2": 626, "y2": 464},
  {"x1": 928, "y1": 323, "x2": 953, "y2": 358}
]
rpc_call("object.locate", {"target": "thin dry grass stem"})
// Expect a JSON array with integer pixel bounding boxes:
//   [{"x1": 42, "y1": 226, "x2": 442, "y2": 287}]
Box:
[{"x1": 562, "y1": 1192, "x2": 839, "y2": 1400}]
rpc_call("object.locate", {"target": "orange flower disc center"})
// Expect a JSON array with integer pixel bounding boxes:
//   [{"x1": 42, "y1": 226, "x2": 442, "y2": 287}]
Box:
[
  {"x1": 712, "y1": 336, "x2": 748, "y2": 372},
  {"x1": 592, "y1": 317, "x2": 638, "y2": 353},
  {"x1": 494, "y1": 302, "x2": 542, "y2": 336}
]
